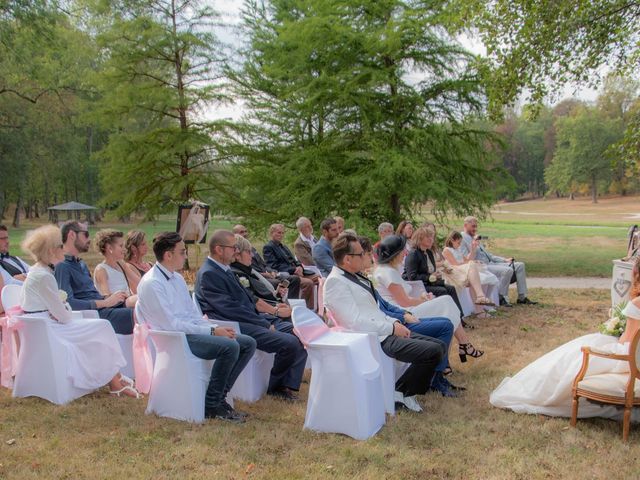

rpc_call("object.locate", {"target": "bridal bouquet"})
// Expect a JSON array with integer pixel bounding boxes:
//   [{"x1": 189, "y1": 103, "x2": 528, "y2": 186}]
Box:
[{"x1": 599, "y1": 301, "x2": 627, "y2": 337}]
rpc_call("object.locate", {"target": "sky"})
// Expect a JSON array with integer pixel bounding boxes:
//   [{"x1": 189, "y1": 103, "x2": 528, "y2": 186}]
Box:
[{"x1": 207, "y1": 0, "x2": 600, "y2": 122}]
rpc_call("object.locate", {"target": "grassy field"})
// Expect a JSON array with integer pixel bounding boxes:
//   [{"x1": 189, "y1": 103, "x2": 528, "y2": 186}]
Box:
[
  {"x1": 1, "y1": 288, "x2": 640, "y2": 479},
  {"x1": 3, "y1": 195, "x2": 639, "y2": 276}
]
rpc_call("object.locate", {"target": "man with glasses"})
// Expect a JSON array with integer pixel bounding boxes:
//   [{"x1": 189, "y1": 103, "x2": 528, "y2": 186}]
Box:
[
  {"x1": 323, "y1": 233, "x2": 445, "y2": 412},
  {"x1": 0, "y1": 224, "x2": 30, "y2": 286},
  {"x1": 195, "y1": 229, "x2": 307, "y2": 402},
  {"x1": 54, "y1": 221, "x2": 134, "y2": 334}
]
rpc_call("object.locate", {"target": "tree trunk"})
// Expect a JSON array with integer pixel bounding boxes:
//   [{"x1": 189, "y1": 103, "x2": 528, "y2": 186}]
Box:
[
  {"x1": 389, "y1": 193, "x2": 400, "y2": 222},
  {"x1": 591, "y1": 174, "x2": 598, "y2": 203},
  {"x1": 13, "y1": 191, "x2": 23, "y2": 228}
]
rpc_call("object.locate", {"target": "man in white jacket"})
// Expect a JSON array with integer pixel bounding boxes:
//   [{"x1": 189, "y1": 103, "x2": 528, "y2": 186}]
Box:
[{"x1": 323, "y1": 232, "x2": 444, "y2": 412}]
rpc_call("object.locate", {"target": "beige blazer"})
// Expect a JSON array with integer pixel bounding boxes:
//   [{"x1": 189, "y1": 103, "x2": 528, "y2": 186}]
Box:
[{"x1": 294, "y1": 235, "x2": 316, "y2": 266}]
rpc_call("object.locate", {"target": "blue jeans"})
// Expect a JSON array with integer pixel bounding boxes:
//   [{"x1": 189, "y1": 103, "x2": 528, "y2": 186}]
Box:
[
  {"x1": 406, "y1": 317, "x2": 453, "y2": 372},
  {"x1": 186, "y1": 333, "x2": 257, "y2": 410}
]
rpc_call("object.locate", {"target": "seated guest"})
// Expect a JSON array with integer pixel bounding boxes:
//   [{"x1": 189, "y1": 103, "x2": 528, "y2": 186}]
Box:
[
  {"x1": 0, "y1": 224, "x2": 30, "y2": 286},
  {"x1": 357, "y1": 236, "x2": 459, "y2": 395},
  {"x1": 20, "y1": 225, "x2": 138, "y2": 398},
  {"x1": 441, "y1": 231, "x2": 499, "y2": 315},
  {"x1": 462, "y1": 216, "x2": 536, "y2": 306},
  {"x1": 263, "y1": 223, "x2": 318, "y2": 309},
  {"x1": 374, "y1": 235, "x2": 484, "y2": 362},
  {"x1": 231, "y1": 234, "x2": 293, "y2": 321},
  {"x1": 54, "y1": 221, "x2": 134, "y2": 335},
  {"x1": 94, "y1": 229, "x2": 139, "y2": 308},
  {"x1": 125, "y1": 230, "x2": 153, "y2": 277},
  {"x1": 136, "y1": 232, "x2": 255, "y2": 421},
  {"x1": 396, "y1": 220, "x2": 414, "y2": 258},
  {"x1": 293, "y1": 217, "x2": 316, "y2": 266},
  {"x1": 312, "y1": 217, "x2": 339, "y2": 277},
  {"x1": 404, "y1": 227, "x2": 465, "y2": 317},
  {"x1": 195, "y1": 230, "x2": 307, "y2": 401},
  {"x1": 334, "y1": 216, "x2": 345, "y2": 234},
  {"x1": 324, "y1": 233, "x2": 445, "y2": 412},
  {"x1": 233, "y1": 224, "x2": 302, "y2": 300},
  {"x1": 373, "y1": 222, "x2": 394, "y2": 261}
]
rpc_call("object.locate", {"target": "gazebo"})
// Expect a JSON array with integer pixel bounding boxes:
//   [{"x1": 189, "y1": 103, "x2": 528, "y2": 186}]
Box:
[{"x1": 48, "y1": 201, "x2": 97, "y2": 224}]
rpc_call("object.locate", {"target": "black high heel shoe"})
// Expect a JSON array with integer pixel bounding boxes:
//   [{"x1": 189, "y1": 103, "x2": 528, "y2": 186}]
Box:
[{"x1": 459, "y1": 343, "x2": 484, "y2": 363}]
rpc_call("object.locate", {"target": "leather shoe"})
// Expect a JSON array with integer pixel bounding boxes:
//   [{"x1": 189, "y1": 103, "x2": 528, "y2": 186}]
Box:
[
  {"x1": 429, "y1": 372, "x2": 461, "y2": 398},
  {"x1": 222, "y1": 400, "x2": 249, "y2": 419},
  {"x1": 517, "y1": 297, "x2": 538, "y2": 305},
  {"x1": 268, "y1": 387, "x2": 300, "y2": 402},
  {"x1": 441, "y1": 375, "x2": 466, "y2": 391},
  {"x1": 499, "y1": 296, "x2": 513, "y2": 307},
  {"x1": 205, "y1": 405, "x2": 246, "y2": 423}
]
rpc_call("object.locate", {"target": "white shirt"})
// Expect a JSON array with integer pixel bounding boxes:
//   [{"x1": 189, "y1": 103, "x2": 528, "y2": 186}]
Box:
[
  {"x1": 373, "y1": 264, "x2": 411, "y2": 305},
  {"x1": 20, "y1": 265, "x2": 72, "y2": 324},
  {"x1": 135, "y1": 262, "x2": 216, "y2": 336},
  {"x1": 0, "y1": 254, "x2": 30, "y2": 286},
  {"x1": 299, "y1": 233, "x2": 316, "y2": 249}
]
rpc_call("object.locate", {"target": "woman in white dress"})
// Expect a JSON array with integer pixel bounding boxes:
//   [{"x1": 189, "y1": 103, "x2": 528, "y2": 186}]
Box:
[
  {"x1": 441, "y1": 231, "x2": 498, "y2": 317},
  {"x1": 490, "y1": 258, "x2": 640, "y2": 420},
  {"x1": 94, "y1": 229, "x2": 139, "y2": 308},
  {"x1": 19, "y1": 225, "x2": 139, "y2": 398},
  {"x1": 374, "y1": 235, "x2": 484, "y2": 362}
]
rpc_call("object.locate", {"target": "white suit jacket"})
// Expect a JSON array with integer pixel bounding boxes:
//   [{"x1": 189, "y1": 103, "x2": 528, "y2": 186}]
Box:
[{"x1": 323, "y1": 266, "x2": 395, "y2": 340}]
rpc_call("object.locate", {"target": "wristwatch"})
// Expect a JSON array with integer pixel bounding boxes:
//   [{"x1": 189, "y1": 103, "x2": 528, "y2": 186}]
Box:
[{"x1": 210, "y1": 326, "x2": 216, "y2": 336}]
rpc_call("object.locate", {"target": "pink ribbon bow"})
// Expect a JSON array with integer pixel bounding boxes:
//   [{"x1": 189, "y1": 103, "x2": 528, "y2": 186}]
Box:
[
  {"x1": 132, "y1": 322, "x2": 153, "y2": 394},
  {"x1": 1, "y1": 306, "x2": 24, "y2": 389}
]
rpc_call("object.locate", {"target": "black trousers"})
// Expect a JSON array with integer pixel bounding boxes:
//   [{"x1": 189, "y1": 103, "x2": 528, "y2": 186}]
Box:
[
  {"x1": 98, "y1": 306, "x2": 134, "y2": 334},
  {"x1": 424, "y1": 282, "x2": 464, "y2": 318},
  {"x1": 380, "y1": 332, "x2": 444, "y2": 396}
]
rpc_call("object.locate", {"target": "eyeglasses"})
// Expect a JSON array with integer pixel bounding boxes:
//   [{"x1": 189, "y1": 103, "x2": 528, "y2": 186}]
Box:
[
  {"x1": 219, "y1": 244, "x2": 239, "y2": 251},
  {"x1": 75, "y1": 230, "x2": 89, "y2": 238}
]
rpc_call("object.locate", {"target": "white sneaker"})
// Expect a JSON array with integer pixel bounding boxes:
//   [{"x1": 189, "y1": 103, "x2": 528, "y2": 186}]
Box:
[{"x1": 402, "y1": 395, "x2": 423, "y2": 412}]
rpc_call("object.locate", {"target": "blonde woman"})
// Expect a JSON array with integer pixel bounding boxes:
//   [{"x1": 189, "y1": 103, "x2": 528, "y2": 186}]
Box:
[
  {"x1": 94, "y1": 229, "x2": 138, "y2": 308},
  {"x1": 19, "y1": 225, "x2": 139, "y2": 398},
  {"x1": 124, "y1": 230, "x2": 153, "y2": 277}
]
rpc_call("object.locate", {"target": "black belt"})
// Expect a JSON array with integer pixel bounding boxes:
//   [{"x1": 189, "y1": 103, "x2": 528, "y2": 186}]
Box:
[{"x1": 23, "y1": 309, "x2": 48, "y2": 314}]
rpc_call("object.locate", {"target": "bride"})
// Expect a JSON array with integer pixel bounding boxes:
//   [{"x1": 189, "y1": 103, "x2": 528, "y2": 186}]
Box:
[{"x1": 490, "y1": 257, "x2": 640, "y2": 420}]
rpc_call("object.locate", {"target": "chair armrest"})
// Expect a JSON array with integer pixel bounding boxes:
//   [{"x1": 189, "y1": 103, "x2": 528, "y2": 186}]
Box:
[{"x1": 582, "y1": 346, "x2": 629, "y2": 362}]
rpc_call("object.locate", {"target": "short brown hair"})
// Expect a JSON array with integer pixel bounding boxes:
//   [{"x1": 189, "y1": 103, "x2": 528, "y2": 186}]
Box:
[
  {"x1": 444, "y1": 231, "x2": 462, "y2": 248},
  {"x1": 333, "y1": 232, "x2": 358, "y2": 264},
  {"x1": 94, "y1": 229, "x2": 124, "y2": 255}
]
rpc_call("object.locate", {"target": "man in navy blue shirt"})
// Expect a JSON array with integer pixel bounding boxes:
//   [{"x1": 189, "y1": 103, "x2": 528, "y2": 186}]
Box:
[{"x1": 55, "y1": 221, "x2": 134, "y2": 334}]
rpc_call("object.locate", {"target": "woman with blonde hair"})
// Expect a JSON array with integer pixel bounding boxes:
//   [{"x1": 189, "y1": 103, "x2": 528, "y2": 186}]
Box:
[
  {"x1": 19, "y1": 225, "x2": 139, "y2": 398},
  {"x1": 124, "y1": 230, "x2": 152, "y2": 277},
  {"x1": 94, "y1": 229, "x2": 139, "y2": 308}
]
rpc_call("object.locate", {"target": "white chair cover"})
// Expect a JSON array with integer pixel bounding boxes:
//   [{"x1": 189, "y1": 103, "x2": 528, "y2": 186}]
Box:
[
  {"x1": 292, "y1": 306, "x2": 386, "y2": 440},
  {"x1": 12, "y1": 315, "x2": 96, "y2": 404},
  {"x1": 146, "y1": 330, "x2": 214, "y2": 423},
  {"x1": 1, "y1": 284, "x2": 21, "y2": 311},
  {"x1": 191, "y1": 293, "x2": 274, "y2": 403}
]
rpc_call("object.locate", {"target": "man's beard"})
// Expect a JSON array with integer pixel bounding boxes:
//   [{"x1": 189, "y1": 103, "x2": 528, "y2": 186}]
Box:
[{"x1": 74, "y1": 239, "x2": 89, "y2": 253}]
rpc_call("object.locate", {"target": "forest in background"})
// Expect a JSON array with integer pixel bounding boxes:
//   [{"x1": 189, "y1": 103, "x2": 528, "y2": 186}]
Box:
[{"x1": 2, "y1": 0, "x2": 639, "y2": 230}]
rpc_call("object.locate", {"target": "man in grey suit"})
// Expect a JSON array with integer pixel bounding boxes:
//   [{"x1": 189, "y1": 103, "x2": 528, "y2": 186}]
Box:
[{"x1": 461, "y1": 216, "x2": 537, "y2": 306}]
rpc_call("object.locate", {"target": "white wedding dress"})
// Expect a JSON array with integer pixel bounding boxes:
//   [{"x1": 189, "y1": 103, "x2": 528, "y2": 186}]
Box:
[{"x1": 490, "y1": 301, "x2": 640, "y2": 421}]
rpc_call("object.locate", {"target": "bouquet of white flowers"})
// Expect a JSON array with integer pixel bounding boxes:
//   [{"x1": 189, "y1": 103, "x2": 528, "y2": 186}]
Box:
[{"x1": 599, "y1": 301, "x2": 627, "y2": 337}]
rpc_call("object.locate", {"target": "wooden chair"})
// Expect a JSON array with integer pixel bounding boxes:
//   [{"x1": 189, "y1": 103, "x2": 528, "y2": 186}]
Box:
[{"x1": 570, "y1": 329, "x2": 640, "y2": 441}]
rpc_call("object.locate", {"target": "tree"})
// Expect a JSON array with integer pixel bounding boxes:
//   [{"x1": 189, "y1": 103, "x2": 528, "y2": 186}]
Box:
[
  {"x1": 89, "y1": 0, "x2": 230, "y2": 217},
  {"x1": 546, "y1": 107, "x2": 623, "y2": 203},
  {"x1": 223, "y1": 0, "x2": 504, "y2": 230}
]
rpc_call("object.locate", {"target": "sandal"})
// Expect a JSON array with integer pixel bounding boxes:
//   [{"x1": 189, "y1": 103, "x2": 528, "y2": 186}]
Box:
[
  {"x1": 458, "y1": 343, "x2": 484, "y2": 363},
  {"x1": 120, "y1": 374, "x2": 135, "y2": 388},
  {"x1": 473, "y1": 311, "x2": 493, "y2": 319},
  {"x1": 474, "y1": 296, "x2": 496, "y2": 307},
  {"x1": 109, "y1": 385, "x2": 142, "y2": 399}
]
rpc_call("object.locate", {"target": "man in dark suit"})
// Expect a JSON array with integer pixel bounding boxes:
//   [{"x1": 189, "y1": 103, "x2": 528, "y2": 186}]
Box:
[
  {"x1": 195, "y1": 229, "x2": 307, "y2": 401},
  {"x1": 263, "y1": 223, "x2": 318, "y2": 308}
]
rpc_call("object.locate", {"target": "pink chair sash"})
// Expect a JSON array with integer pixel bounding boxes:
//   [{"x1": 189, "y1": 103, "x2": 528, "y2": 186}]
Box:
[
  {"x1": 132, "y1": 322, "x2": 153, "y2": 394},
  {"x1": 1, "y1": 306, "x2": 24, "y2": 389}
]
